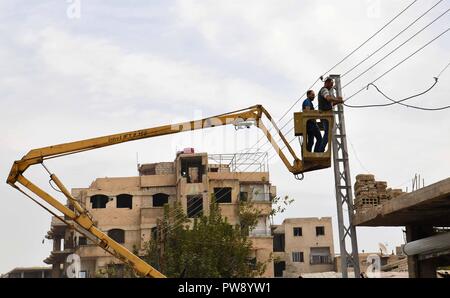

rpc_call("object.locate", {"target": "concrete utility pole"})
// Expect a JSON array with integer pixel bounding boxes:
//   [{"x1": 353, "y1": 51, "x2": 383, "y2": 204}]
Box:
[{"x1": 330, "y1": 74, "x2": 361, "y2": 278}]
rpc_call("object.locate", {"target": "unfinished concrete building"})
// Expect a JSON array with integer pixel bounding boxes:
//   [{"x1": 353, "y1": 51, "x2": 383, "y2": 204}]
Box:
[
  {"x1": 45, "y1": 150, "x2": 276, "y2": 277},
  {"x1": 353, "y1": 177, "x2": 450, "y2": 278},
  {"x1": 272, "y1": 217, "x2": 335, "y2": 277},
  {"x1": 1, "y1": 267, "x2": 52, "y2": 278}
]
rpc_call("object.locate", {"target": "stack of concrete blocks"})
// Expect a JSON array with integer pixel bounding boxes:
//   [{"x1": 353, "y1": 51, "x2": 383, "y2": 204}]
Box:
[
  {"x1": 354, "y1": 174, "x2": 404, "y2": 210},
  {"x1": 387, "y1": 188, "x2": 404, "y2": 199},
  {"x1": 376, "y1": 181, "x2": 388, "y2": 204},
  {"x1": 354, "y1": 174, "x2": 378, "y2": 209}
]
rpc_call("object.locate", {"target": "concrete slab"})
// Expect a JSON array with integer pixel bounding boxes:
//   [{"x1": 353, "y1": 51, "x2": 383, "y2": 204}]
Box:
[{"x1": 353, "y1": 178, "x2": 450, "y2": 226}]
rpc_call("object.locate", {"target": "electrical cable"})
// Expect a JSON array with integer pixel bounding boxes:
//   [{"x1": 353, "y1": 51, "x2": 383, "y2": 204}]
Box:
[
  {"x1": 341, "y1": 0, "x2": 445, "y2": 78},
  {"x1": 321, "y1": 0, "x2": 419, "y2": 78},
  {"x1": 342, "y1": 8, "x2": 450, "y2": 89},
  {"x1": 243, "y1": 6, "x2": 448, "y2": 162},
  {"x1": 345, "y1": 58, "x2": 450, "y2": 110},
  {"x1": 344, "y1": 77, "x2": 439, "y2": 108},
  {"x1": 230, "y1": 0, "x2": 419, "y2": 168},
  {"x1": 344, "y1": 27, "x2": 450, "y2": 102},
  {"x1": 362, "y1": 81, "x2": 450, "y2": 110}
]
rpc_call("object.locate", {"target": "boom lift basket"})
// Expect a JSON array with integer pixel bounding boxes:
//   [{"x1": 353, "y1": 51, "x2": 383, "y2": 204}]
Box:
[{"x1": 294, "y1": 111, "x2": 334, "y2": 170}]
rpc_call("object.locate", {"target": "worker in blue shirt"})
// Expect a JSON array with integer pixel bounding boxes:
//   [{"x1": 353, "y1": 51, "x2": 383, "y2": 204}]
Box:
[{"x1": 302, "y1": 90, "x2": 322, "y2": 152}]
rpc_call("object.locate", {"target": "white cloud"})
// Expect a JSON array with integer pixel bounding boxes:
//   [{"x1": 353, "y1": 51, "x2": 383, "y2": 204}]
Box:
[{"x1": 14, "y1": 27, "x2": 278, "y2": 112}]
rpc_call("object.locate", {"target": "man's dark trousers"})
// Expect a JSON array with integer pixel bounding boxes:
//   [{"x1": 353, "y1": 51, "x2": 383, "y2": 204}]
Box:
[{"x1": 307, "y1": 123, "x2": 322, "y2": 152}]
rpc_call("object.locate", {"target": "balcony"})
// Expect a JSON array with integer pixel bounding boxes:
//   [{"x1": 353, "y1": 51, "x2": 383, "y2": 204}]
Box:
[
  {"x1": 310, "y1": 255, "x2": 333, "y2": 265},
  {"x1": 249, "y1": 227, "x2": 272, "y2": 237},
  {"x1": 251, "y1": 192, "x2": 271, "y2": 202}
]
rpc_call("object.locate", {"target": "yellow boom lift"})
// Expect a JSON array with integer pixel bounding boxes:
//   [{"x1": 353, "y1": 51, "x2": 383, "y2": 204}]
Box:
[{"x1": 6, "y1": 104, "x2": 333, "y2": 278}]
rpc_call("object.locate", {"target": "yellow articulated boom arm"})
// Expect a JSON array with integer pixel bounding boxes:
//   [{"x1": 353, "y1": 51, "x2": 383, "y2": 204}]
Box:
[{"x1": 6, "y1": 104, "x2": 307, "y2": 278}]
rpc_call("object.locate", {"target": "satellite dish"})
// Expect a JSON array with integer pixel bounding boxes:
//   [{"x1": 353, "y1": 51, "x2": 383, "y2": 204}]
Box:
[{"x1": 378, "y1": 243, "x2": 388, "y2": 255}]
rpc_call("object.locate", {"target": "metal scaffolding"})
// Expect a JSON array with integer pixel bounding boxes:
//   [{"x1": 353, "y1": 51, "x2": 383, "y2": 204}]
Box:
[{"x1": 208, "y1": 152, "x2": 269, "y2": 173}]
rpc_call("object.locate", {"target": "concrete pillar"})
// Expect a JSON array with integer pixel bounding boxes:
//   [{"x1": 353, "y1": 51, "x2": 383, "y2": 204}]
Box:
[
  {"x1": 51, "y1": 263, "x2": 62, "y2": 278},
  {"x1": 53, "y1": 236, "x2": 61, "y2": 251},
  {"x1": 406, "y1": 225, "x2": 436, "y2": 278},
  {"x1": 418, "y1": 257, "x2": 437, "y2": 278}
]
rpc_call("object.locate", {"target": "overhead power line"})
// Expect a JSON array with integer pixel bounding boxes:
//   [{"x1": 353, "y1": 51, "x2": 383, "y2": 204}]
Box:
[
  {"x1": 262, "y1": 29, "x2": 450, "y2": 157},
  {"x1": 230, "y1": 0, "x2": 421, "y2": 166},
  {"x1": 344, "y1": 27, "x2": 450, "y2": 102},
  {"x1": 370, "y1": 82, "x2": 449, "y2": 111},
  {"x1": 345, "y1": 79, "x2": 450, "y2": 111},
  {"x1": 344, "y1": 59, "x2": 450, "y2": 110},
  {"x1": 321, "y1": 0, "x2": 419, "y2": 77},
  {"x1": 342, "y1": 7, "x2": 450, "y2": 89},
  {"x1": 341, "y1": 0, "x2": 445, "y2": 78},
  {"x1": 344, "y1": 77, "x2": 439, "y2": 108},
  {"x1": 437, "y1": 61, "x2": 450, "y2": 77}
]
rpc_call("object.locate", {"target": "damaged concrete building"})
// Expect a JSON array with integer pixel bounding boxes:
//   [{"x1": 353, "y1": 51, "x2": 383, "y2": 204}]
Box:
[
  {"x1": 45, "y1": 150, "x2": 276, "y2": 277},
  {"x1": 272, "y1": 218, "x2": 335, "y2": 277}
]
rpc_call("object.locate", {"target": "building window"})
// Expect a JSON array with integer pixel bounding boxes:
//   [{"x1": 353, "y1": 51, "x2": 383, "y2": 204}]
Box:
[
  {"x1": 251, "y1": 185, "x2": 269, "y2": 201},
  {"x1": 153, "y1": 193, "x2": 169, "y2": 207},
  {"x1": 180, "y1": 156, "x2": 204, "y2": 183},
  {"x1": 79, "y1": 271, "x2": 87, "y2": 278},
  {"x1": 116, "y1": 194, "x2": 132, "y2": 209},
  {"x1": 187, "y1": 195, "x2": 203, "y2": 218},
  {"x1": 249, "y1": 217, "x2": 270, "y2": 236},
  {"x1": 293, "y1": 227, "x2": 302, "y2": 236},
  {"x1": 239, "y1": 191, "x2": 248, "y2": 202},
  {"x1": 214, "y1": 187, "x2": 232, "y2": 203},
  {"x1": 151, "y1": 227, "x2": 158, "y2": 240},
  {"x1": 108, "y1": 229, "x2": 125, "y2": 244},
  {"x1": 310, "y1": 247, "x2": 332, "y2": 265},
  {"x1": 310, "y1": 255, "x2": 332, "y2": 265},
  {"x1": 316, "y1": 226, "x2": 325, "y2": 236},
  {"x1": 274, "y1": 261, "x2": 286, "y2": 277},
  {"x1": 90, "y1": 194, "x2": 109, "y2": 209},
  {"x1": 78, "y1": 237, "x2": 87, "y2": 246},
  {"x1": 273, "y1": 234, "x2": 285, "y2": 252},
  {"x1": 292, "y1": 252, "x2": 304, "y2": 263},
  {"x1": 248, "y1": 257, "x2": 257, "y2": 270}
]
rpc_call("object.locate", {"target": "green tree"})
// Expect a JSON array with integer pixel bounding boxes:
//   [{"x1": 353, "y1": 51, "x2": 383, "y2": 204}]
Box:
[
  {"x1": 270, "y1": 195, "x2": 295, "y2": 217},
  {"x1": 142, "y1": 200, "x2": 266, "y2": 277},
  {"x1": 95, "y1": 261, "x2": 136, "y2": 278}
]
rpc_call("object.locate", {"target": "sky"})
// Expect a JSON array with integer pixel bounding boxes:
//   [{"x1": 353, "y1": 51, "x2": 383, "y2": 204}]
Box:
[{"x1": 0, "y1": 0, "x2": 449, "y2": 274}]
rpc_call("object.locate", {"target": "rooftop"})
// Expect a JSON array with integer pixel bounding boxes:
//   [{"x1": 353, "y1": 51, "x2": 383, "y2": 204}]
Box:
[{"x1": 353, "y1": 177, "x2": 450, "y2": 226}]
